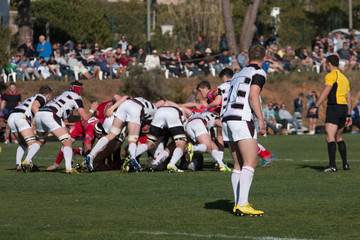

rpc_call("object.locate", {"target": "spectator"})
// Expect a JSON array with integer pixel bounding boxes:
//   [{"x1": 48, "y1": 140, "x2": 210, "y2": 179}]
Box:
[
  {"x1": 162, "y1": 50, "x2": 181, "y2": 77},
  {"x1": 236, "y1": 50, "x2": 248, "y2": 69},
  {"x1": 193, "y1": 49, "x2": 210, "y2": 76},
  {"x1": 17, "y1": 36, "x2": 37, "y2": 60},
  {"x1": 219, "y1": 48, "x2": 231, "y2": 67},
  {"x1": 194, "y1": 32, "x2": 207, "y2": 55},
  {"x1": 262, "y1": 101, "x2": 279, "y2": 134},
  {"x1": 90, "y1": 42, "x2": 101, "y2": 54},
  {"x1": 273, "y1": 103, "x2": 288, "y2": 132},
  {"x1": 279, "y1": 103, "x2": 303, "y2": 134},
  {"x1": 144, "y1": 49, "x2": 160, "y2": 70},
  {"x1": 74, "y1": 43, "x2": 83, "y2": 61},
  {"x1": 265, "y1": 46, "x2": 284, "y2": 72},
  {"x1": 335, "y1": 33, "x2": 346, "y2": 52},
  {"x1": 118, "y1": 50, "x2": 133, "y2": 75},
  {"x1": 37, "y1": 61, "x2": 52, "y2": 80},
  {"x1": 311, "y1": 34, "x2": 322, "y2": 50},
  {"x1": 81, "y1": 40, "x2": 87, "y2": 50},
  {"x1": 265, "y1": 33, "x2": 277, "y2": 47},
  {"x1": 94, "y1": 52, "x2": 115, "y2": 78},
  {"x1": 117, "y1": 35, "x2": 128, "y2": 51},
  {"x1": 230, "y1": 54, "x2": 241, "y2": 72},
  {"x1": 135, "y1": 48, "x2": 146, "y2": 64},
  {"x1": 204, "y1": 48, "x2": 222, "y2": 73},
  {"x1": 55, "y1": 49, "x2": 74, "y2": 80},
  {"x1": 47, "y1": 55, "x2": 60, "y2": 77},
  {"x1": 311, "y1": 45, "x2": 325, "y2": 71},
  {"x1": 326, "y1": 32, "x2": 333, "y2": 47},
  {"x1": 294, "y1": 92, "x2": 304, "y2": 118},
  {"x1": 82, "y1": 49, "x2": 98, "y2": 76},
  {"x1": 350, "y1": 101, "x2": 360, "y2": 132},
  {"x1": 126, "y1": 44, "x2": 135, "y2": 59},
  {"x1": 353, "y1": 45, "x2": 360, "y2": 69},
  {"x1": 219, "y1": 33, "x2": 227, "y2": 52},
  {"x1": 306, "y1": 91, "x2": 319, "y2": 135},
  {"x1": 181, "y1": 48, "x2": 199, "y2": 77},
  {"x1": 36, "y1": 35, "x2": 52, "y2": 61},
  {"x1": 19, "y1": 54, "x2": 40, "y2": 80},
  {"x1": 298, "y1": 48, "x2": 313, "y2": 69},
  {"x1": 68, "y1": 51, "x2": 91, "y2": 79},
  {"x1": 337, "y1": 42, "x2": 357, "y2": 71}
]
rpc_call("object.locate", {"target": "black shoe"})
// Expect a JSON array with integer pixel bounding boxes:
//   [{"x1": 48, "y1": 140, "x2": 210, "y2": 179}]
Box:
[
  {"x1": 343, "y1": 164, "x2": 351, "y2": 170},
  {"x1": 30, "y1": 164, "x2": 40, "y2": 172},
  {"x1": 323, "y1": 166, "x2": 337, "y2": 172}
]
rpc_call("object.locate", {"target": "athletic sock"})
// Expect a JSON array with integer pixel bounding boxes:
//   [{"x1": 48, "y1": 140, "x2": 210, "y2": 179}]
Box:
[
  {"x1": 231, "y1": 169, "x2": 241, "y2": 206},
  {"x1": 24, "y1": 143, "x2": 41, "y2": 164},
  {"x1": 135, "y1": 144, "x2": 148, "y2": 158},
  {"x1": 153, "y1": 150, "x2": 169, "y2": 165},
  {"x1": 238, "y1": 166, "x2": 255, "y2": 207},
  {"x1": 327, "y1": 141, "x2": 336, "y2": 167},
  {"x1": 63, "y1": 146, "x2": 73, "y2": 170},
  {"x1": 169, "y1": 147, "x2": 184, "y2": 166},
  {"x1": 193, "y1": 143, "x2": 207, "y2": 153},
  {"x1": 337, "y1": 141, "x2": 347, "y2": 165},
  {"x1": 211, "y1": 150, "x2": 225, "y2": 167},
  {"x1": 55, "y1": 148, "x2": 64, "y2": 165},
  {"x1": 257, "y1": 143, "x2": 271, "y2": 158},
  {"x1": 16, "y1": 145, "x2": 26, "y2": 165},
  {"x1": 128, "y1": 143, "x2": 137, "y2": 159},
  {"x1": 89, "y1": 137, "x2": 108, "y2": 157}
]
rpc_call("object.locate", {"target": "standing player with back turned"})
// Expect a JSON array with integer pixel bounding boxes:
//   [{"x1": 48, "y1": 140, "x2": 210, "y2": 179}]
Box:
[
  {"x1": 310, "y1": 55, "x2": 352, "y2": 172},
  {"x1": 222, "y1": 44, "x2": 266, "y2": 216}
]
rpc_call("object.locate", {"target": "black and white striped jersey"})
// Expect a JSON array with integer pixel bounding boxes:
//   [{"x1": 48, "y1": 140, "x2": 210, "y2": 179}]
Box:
[
  {"x1": 44, "y1": 91, "x2": 84, "y2": 120},
  {"x1": 222, "y1": 64, "x2": 266, "y2": 122},
  {"x1": 188, "y1": 111, "x2": 219, "y2": 130},
  {"x1": 216, "y1": 81, "x2": 231, "y2": 118},
  {"x1": 14, "y1": 94, "x2": 47, "y2": 121},
  {"x1": 132, "y1": 97, "x2": 157, "y2": 121}
]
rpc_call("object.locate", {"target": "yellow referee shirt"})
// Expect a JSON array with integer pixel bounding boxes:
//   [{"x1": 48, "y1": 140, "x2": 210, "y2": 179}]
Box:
[{"x1": 324, "y1": 69, "x2": 350, "y2": 105}]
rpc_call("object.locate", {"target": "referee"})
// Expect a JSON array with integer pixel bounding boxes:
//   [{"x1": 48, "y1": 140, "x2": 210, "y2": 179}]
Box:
[{"x1": 310, "y1": 55, "x2": 352, "y2": 172}]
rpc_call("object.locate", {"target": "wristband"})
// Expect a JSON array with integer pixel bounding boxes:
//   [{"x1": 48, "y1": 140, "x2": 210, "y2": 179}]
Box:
[
  {"x1": 347, "y1": 114, "x2": 351, "y2": 118},
  {"x1": 89, "y1": 109, "x2": 95, "y2": 114}
]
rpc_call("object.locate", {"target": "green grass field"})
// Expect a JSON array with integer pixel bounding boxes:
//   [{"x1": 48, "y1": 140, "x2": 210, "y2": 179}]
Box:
[{"x1": 0, "y1": 134, "x2": 359, "y2": 240}]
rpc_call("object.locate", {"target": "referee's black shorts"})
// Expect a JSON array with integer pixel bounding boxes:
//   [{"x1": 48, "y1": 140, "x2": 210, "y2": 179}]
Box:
[{"x1": 325, "y1": 104, "x2": 348, "y2": 128}]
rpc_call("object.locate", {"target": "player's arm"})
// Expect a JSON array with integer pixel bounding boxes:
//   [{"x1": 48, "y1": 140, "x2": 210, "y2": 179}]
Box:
[
  {"x1": 106, "y1": 95, "x2": 128, "y2": 117},
  {"x1": 112, "y1": 94, "x2": 122, "y2": 103},
  {"x1": 205, "y1": 95, "x2": 222, "y2": 108},
  {"x1": 0, "y1": 100, "x2": 6, "y2": 112},
  {"x1": 310, "y1": 85, "x2": 332, "y2": 114},
  {"x1": 249, "y1": 85, "x2": 265, "y2": 136},
  {"x1": 215, "y1": 118, "x2": 222, "y2": 128},
  {"x1": 181, "y1": 102, "x2": 203, "y2": 109},
  {"x1": 346, "y1": 90, "x2": 352, "y2": 127}
]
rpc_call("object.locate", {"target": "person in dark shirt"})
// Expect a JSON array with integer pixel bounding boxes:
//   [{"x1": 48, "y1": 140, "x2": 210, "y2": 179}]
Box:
[
  {"x1": 17, "y1": 36, "x2": 37, "y2": 60},
  {"x1": 1, "y1": 83, "x2": 21, "y2": 144}
]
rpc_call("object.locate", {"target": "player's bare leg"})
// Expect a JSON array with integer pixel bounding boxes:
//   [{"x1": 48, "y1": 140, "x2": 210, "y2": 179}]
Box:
[
  {"x1": 20, "y1": 129, "x2": 46, "y2": 172},
  {"x1": 52, "y1": 127, "x2": 76, "y2": 173}
]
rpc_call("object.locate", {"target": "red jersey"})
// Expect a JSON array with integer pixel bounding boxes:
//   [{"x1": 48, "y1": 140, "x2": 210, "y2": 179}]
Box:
[
  {"x1": 205, "y1": 90, "x2": 221, "y2": 113},
  {"x1": 69, "y1": 117, "x2": 99, "y2": 145},
  {"x1": 96, "y1": 100, "x2": 112, "y2": 123}
]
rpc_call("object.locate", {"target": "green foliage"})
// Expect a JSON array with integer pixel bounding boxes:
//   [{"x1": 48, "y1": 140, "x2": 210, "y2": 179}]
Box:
[
  {"x1": 0, "y1": 26, "x2": 11, "y2": 67},
  {"x1": 120, "y1": 64, "x2": 173, "y2": 102}
]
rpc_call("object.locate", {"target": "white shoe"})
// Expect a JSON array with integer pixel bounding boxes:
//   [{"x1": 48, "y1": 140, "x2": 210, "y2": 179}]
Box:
[
  {"x1": 4, "y1": 140, "x2": 9, "y2": 144},
  {"x1": 308, "y1": 130, "x2": 315, "y2": 135}
]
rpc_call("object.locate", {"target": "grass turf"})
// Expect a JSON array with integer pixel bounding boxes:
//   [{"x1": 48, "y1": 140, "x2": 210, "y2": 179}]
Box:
[{"x1": 0, "y1": 134, "x2": 359, "y2": 240}]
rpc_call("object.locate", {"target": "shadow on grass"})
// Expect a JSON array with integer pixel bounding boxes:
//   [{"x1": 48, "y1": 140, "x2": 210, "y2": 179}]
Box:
[
  {"x1": 298, "y1": 164, "x2": 326, "y2": 172},
  {"x1": 204, "y1": 199, "x2": 233, "y2": 213}
]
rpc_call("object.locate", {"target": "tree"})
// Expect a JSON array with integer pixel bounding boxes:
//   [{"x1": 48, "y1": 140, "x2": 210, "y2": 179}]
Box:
[
  {"x1": 239, "y1": 0, "x2": 261, "y2": 52},
  {"x1": 222, "y1": 0, "x2": 238, "y2": 54},
  {"x1": 17, "y1": 0, "x2": 31, "y2": 47}
]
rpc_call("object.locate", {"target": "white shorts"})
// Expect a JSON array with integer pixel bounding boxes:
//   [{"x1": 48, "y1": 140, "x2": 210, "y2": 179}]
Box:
[
  {"x1": 102, "y1": 115, "x2": 115, "y2": 134},
  {"x1": 35, "y1": 110, "x2": 65, "y2": 133},
  {"x1": 151, "y1": 107, "x2": 183, "y2": 129},
  {"x1": 222, "y1": 120, "x2": 257, "y2": 142},
  {"x1": 8, "y1": 112, "x2": 32, "y2": 133},
  {"x1": 185, "y1": 119, "x2": 209, "y2": 142},
  {"x1": 114, "y1": 100, "x2": 142, "y2": 125}
]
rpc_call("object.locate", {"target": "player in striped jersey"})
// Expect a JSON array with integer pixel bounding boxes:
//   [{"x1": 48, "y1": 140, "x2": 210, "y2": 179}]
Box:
[
  {"x1": 204, "y1": 68, "x2": 276, "y2": 167},
  {"x1": 85, "y1": 97, "x2": 163, "y2": 172},
  {"x1": 22, "y1": 81, "x2": 96, "y2": 174},
  {"x1": 222, "y1": 44, "x2": 266, "y2": 216},
  {"x1": 7, "y1": 85, "x2": 52, "y2": 171}
]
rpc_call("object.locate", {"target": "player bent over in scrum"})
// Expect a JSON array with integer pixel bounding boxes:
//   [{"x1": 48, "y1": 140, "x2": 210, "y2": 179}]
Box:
[
  {"x1": 25, "y1": 82, "x2": 94, "y2": 174},
  {"x1": 185, "y1": 111, "x2": 231, "y2": 172},
  {"x1": 7, "y1": 85, "x2": 52, "y2": 172},
  {"x1": 132, "y1": 103, "x2": 188, "y2": 173},
  {"x1": 85, "y1": 97, "x2": 161, "y2": 172},
  {"x1": 222, "y1": 44, "x2": 267, "y2": 216}
]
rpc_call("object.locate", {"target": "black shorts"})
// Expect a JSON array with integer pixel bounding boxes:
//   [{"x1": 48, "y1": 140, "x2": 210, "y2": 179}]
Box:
[{"x1": 325, "y1": 105, "x2": 348, "y2": 128}]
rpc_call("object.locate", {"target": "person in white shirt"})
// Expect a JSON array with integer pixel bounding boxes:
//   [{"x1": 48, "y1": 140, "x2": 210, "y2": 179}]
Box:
[{"x1": 144, "y1": 50, "x2": 160, "y2": 70}]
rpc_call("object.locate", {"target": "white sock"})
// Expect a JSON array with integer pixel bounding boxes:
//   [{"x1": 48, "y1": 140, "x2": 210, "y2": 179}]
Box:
[
  {"x1": 231, "y1": 169, "x2": 241, "y2": 206},
  {"x1": 169, "y1": 147, "x2": 184, "y2": 166},
  {"x1": 128, "y1": 143, "x2": 137, "y2": 159},
  {"x1": 24, "y1": 143, "x2": 41, "y2": 164},
  {"x1": 63, "y1": 146, "x2": 73, "y2": 170},
  {"x1": 193, "y1": 143, "x2": 207, "y2": 153},
  {"x1": 153, "y1": 150, "x2": 169, "y2": 165},
  {"x1": 89, "y1": 137, "x2": 109, "y2": 157},
  {"x1": 211, "y1": 149, "x2": 225, "y2": 167},
  {"x1": 238, "y1": 166, "x2": 255, "y2": 206},
  {"x1": 16, "y1": 145, "x2": 26, "y2": 165},
  {"x1": 135, "y1": 144, "x2": 148, "y2": 157},
  {"x1": 219, "y1": 151, "x2": 224, "y2": 161}
]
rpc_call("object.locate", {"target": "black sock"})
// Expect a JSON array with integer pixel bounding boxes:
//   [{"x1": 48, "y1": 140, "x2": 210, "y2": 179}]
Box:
[
  {"x1": 327, "y1": 142, "x2": 336, "y2": 167},
  {"x1": 337, "y1": 141, "x2": 347, "y2": 165}
]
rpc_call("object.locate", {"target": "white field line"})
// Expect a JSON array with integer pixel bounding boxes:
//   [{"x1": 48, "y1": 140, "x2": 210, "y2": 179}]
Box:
[{"x1": 132, "y1": 231, "x2": 315, "y2": 240}]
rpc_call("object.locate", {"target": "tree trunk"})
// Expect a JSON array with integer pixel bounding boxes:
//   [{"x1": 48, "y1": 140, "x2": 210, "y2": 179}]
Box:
[
  {"x1": 222, "y1": 0, "x2": 238, "y2": 54},
  {"x1": 239, "y1": 0, "x2": 261, "y2": 52},
  {"x1": 17, "y1": 0, "x2": 31, "y2": 47}
]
